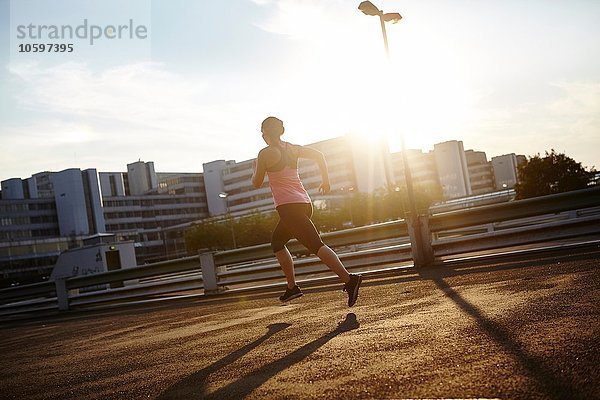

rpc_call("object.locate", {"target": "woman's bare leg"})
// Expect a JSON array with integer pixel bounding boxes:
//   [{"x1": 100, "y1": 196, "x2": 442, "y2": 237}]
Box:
[
  {"x1": 275, "y1": 248, "x2": 296, "y2": 288},
  {"x1": 317, "y1": 245, "x2": 350, "y2": 283}
]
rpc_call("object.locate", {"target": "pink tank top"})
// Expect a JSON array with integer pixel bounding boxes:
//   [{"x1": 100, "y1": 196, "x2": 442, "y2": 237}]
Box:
[{"x1": 266, "y1": 143, "x2": 311, "y2": 207}]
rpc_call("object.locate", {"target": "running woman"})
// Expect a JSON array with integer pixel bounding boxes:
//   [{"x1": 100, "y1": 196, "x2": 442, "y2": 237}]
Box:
[{"x1": 251, "y1": 116, "x2": 362, "y2": 306}]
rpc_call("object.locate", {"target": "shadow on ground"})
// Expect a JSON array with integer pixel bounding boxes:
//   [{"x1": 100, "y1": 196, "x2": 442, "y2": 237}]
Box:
[
  {"x1": 418, "y1": 266, "x2": 587, "y2": 400},
  {"x1": 158, "y1": 313, "x2": 359, "y2": 399}
]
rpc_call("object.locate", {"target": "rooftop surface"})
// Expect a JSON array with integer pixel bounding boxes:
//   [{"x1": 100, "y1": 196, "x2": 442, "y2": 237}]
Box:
[{"x1": 1, "y1": 246, "x2": 598, "y2": 399}]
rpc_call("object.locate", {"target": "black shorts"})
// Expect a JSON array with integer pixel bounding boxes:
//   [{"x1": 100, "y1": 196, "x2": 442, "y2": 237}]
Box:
[{"x1": 271, "y1": 202, "x2": 325, "y2": 255}]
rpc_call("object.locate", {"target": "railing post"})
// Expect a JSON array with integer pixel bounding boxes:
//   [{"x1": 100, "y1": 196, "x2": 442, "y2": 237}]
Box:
[
  {"x1": 418, "y1": 215, "x2": 435, "y2": 266},
  {"x1": 200, "y1": 251, "x2": 226, "y2": 295},
  {"x1": 406, "y1": 215, "x2": 434, "y2": 267},
  {"x1": 55, "y1": 278, "x2": 69, "y2": 311}
]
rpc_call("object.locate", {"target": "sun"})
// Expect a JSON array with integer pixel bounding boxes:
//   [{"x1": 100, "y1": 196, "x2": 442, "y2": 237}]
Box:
[{"x1": 254, "y1": 3, "x2": 481, "y2": 156}]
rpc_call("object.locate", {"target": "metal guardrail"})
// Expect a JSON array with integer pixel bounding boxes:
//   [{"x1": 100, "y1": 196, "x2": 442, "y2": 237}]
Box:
[
  {"x1": 214, "y1": 219, "x2": 406, "y2": 265},
  {"x1": 64, "y1": 255, "x2": 200, "y2": 289},
  {"x1": 0, "y1": 187, "x2": 598, "y2": 315},
  {"x1": 429, "y1": 187, "x2": 600, "y2": 231},
  {"x1": 433, "y1": 214, "x2": 600, "y2": 257},
  {"x1": 216, "y1": 244, "x2": 412, "y2": 287},
  {"x1": 0, "y1": 281, "x2": 55, "y2": 302}
]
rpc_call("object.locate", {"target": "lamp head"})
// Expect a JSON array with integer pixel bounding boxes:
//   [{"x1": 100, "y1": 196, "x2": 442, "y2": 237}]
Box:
[
  {"x1": 383, "y1": 12, "x2": 402, "y2": 23},
  {"x1": 358, "y1": 1, "x2": 381, "y2": 16}
]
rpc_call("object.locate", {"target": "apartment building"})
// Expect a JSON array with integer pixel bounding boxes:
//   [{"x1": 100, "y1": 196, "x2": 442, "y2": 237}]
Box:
[
  {"x1": 0, "y1": 162, "x2": 209, "y2": 283},
  {"x1": 0, "y1": 168, "x2": 105, "y2": 285},
  {"x1": 433, "y1": 140, "x2": 472, "y2": 199},
  {"x1": 100, "y1": 162, "x2": 209, "y2": 263},
  {"x1": 1, "y1": 169, "x2": 105, "y2": 241},
  {"x1": 127, "y1": 160, "x2": 158, "y2": 195},
  {"x1": 465, "y1": 150, "x2": 495, "y2": 195},
  {"x1": 390, "y1": 149, "x2": 440, "y2": 192},
  {"x1": 492, "y1": 153, "x2": 519, "y2": 190},
  {"x1": 103, "y1": 193, "x2": 208, "y2": 263}
]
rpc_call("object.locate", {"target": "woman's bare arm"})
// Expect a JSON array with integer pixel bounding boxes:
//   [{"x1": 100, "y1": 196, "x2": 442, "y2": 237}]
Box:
[
  {"x1": 251, "y1": 150, "x2": 268, "y2": 188},
  {"x1": 252, "y1": 147, "x2": 279, "y2": 188},
  {"x1": 297, "y1": 145, "x2": 330, "y2": 194}
]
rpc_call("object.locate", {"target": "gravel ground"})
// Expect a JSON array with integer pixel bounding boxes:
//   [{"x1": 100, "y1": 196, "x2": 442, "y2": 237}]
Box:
[{"x1": 1, "y1": 249, "x2": 598, "y2": 399}]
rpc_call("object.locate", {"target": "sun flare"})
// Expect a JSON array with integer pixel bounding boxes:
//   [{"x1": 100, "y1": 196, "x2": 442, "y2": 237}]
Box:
[{"x1": 264, "y1": 5, "x2": 480, "y2": 154}]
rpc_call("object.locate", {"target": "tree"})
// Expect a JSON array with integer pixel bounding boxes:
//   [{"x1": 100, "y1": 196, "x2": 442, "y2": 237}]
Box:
[
  {"x1": 377, "y1": 183, "x2": 443, "y2": 221},
  {"x1": 184, "y1": 211, "x2": 279, "y2": 253},
  {"x1": 235, "y1": 211, "x2": 278, "y2": 247},
  {"x1": 515, "y1": 149, "x2": 595, "y2": 199},
  {"x1": 184, "y1": 219, "x2": 233, "y2": 252}
]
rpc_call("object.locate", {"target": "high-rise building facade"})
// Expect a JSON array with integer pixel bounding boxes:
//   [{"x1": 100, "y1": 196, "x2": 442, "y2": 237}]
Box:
[
  {"x1": 100, "y1": 167, "x2": 209, "y2": 263},
  {"x1": 433, "y1": 140, "x2": 472, "y2": 199},
  {"x1": 0, "y1": 168, "x2": 106, "y2": 286},
  {"x1": 27, "y1": 172, "x2": 55, "y2": 199},
  {"x1": 99, "y1": 172, "x2": 127, "y2": 197},
  {"x1": 203, "y1": 160, "x2": 234, "y2": 216},
  {"x1": 157, "y1": 172, "x2": 205, "y2": 195},
  {"x1": 1, "y1": 178, "x2": 26, "y2": 200},
  {"x1": 53, "y1": 169, "x2": 106, "y2": 237},
  {"x1": 465, "y1": 150, "x2": 495, "y2": 195},
  {"x1": 391, "y1": 149, "x2": 440, "y2": 191},
  {"x1": 1, "y1": 164, "x2": 210, "y2": 281},
  {"x1": 103, "y1": 192, "x2": 208, "y2": 263},
  {"x1": 492, "y1": 153, "x2": 519, "y2": 190},
  {"x1": 1, "y1": 168, "x2": 105, "y2": 238},
  {"x1": 126, "y1": 161, "x2": 158, "y2": 195}
]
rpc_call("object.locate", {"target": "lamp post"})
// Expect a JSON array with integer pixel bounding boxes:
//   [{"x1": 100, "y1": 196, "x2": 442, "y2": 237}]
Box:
[
  {"x1": 357, "y1": 1, "x2": 401, "y2": 60},
  {"x1": 358, "y1": 1, "x2": 431, "y2": 266},
  {"x1": 218, "y1": 192, "x2": 237, "y2": 248}
]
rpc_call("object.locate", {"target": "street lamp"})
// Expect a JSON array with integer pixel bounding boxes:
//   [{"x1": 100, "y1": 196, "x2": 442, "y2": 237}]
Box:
[
  {"x1": 358, "y1": 1, "x2": 431, "y2": 266},
  {"x1": 218, "y1": 192, "x2": 237, "y2": 248},
  {"x1": 358, "y1": 1, "x2": 401, "y2": 60}
]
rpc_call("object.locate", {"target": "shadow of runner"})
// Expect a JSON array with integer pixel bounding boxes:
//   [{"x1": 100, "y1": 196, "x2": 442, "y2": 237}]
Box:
[
  {"x1": 157, "y1": 322, "x2": 291, "y2": 399},
  {"x1": 204, "y1": 313, "x2": 359, "y2": 399},
  {"x1": 418, "y1": 267, "x2": 585, "y2": 400}
]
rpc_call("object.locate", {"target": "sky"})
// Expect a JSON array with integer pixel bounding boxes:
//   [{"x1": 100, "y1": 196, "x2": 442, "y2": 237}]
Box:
[{"x1": 1, "y1": 0, "x2": 599, "y2": 182}]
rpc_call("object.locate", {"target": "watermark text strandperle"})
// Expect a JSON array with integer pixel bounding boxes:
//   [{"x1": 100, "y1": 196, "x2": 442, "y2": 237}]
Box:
[{"x1": 16, "y1": 19, "x2": 148, "y2": 45}]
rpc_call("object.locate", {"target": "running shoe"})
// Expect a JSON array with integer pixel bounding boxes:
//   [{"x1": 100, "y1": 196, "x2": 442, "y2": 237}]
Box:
[
  {"x1": 343, "y1": 274, "x2": 362, "y2": 307},
  {"x1": 279, "y1": 285, "x2": 303, "y2": 302}
]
